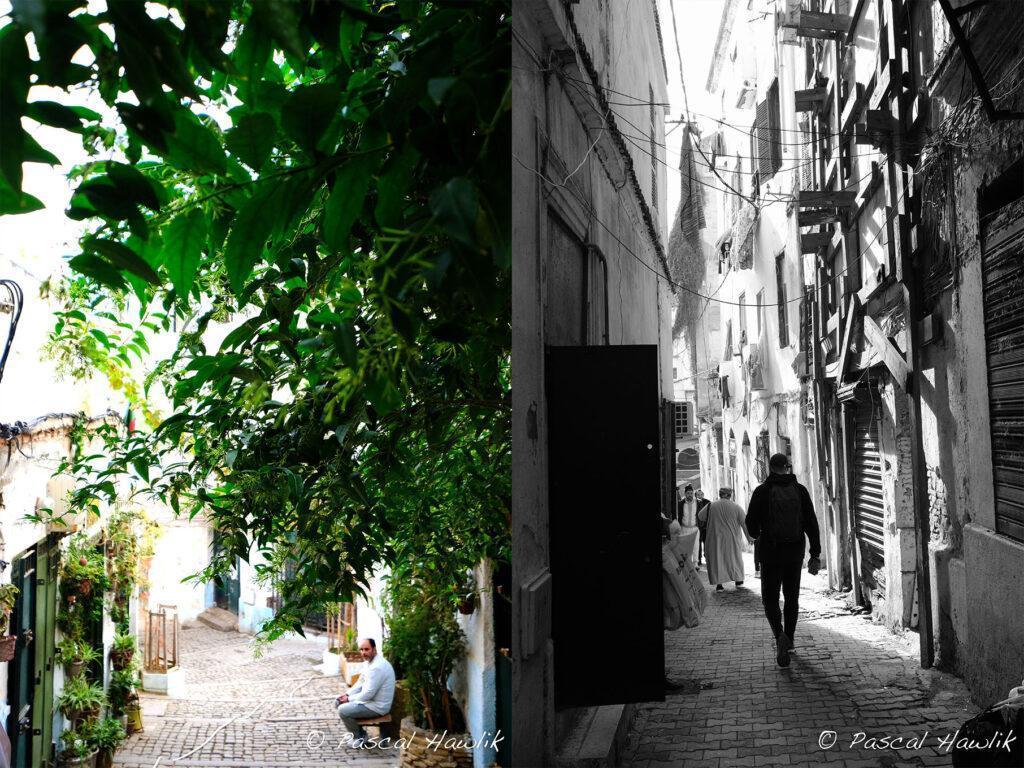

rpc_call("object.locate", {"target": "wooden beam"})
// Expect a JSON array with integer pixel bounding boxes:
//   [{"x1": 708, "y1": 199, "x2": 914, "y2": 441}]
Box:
[
  {"x1": 795, "y1": 87, "x2": 827, "y2": 112},
  {"x1": 784, "y1": 10, "x2": 853, "y2": 38},
  {"x1": 836, "y1": 293, "x2": 861, "y2": 382},
  {"x1": 826, "y1": 311, "x2": 839, "y2": 334},
  {"x1": 801, "y1": 231, "x2": 832, "y2": 253},
  {"x1": 863, "y1": 314, "x2": 911, "y2": 390},
  {"x1": 799, "y1": 208, "x2": 841, "y2": 227},
  {"x1": 798, "y1": 189, "x2": 858, "y2": 208}
]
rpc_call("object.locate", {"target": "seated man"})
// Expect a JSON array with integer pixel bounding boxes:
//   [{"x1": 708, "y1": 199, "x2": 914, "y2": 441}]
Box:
[{"x1": 335, "y1": 637, "x2": 396, "y2": 748}]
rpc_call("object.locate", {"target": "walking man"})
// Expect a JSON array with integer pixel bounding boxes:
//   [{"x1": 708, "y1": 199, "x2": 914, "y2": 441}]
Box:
[
  {"x1": 677, "y1": 483, "x2": 701, "y2": 565},
  {"x1": 699, "y1": 487, "x2": 751, "y2": 591},
  {"x1": 695, "y1": 489, "x2": 710, "y2": 568},
  {"x1": 745, "y1": 454, "x2": 821, "y2": 667},
  {"x1": 335, "y1": 637, "x2": 396, "y2": 748}
]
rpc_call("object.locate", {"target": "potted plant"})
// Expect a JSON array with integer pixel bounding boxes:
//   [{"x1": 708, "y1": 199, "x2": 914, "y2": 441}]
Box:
[
  {"x1": 109, "y1": 633, "x2": 135, "y2": 669},
  {"x1": 91, "y1": 716, "x2": 126, "y2": 768},
  {"x1": 108, "y1": 668, "x2": 137, "y2": 716},
  {"x1": 0, "y1": 584, "x2": 19, "y2": 662},
  {"x1": 57, "y1": 676, "x2": 106, "y2": 723},
  {"x1": 340, "y1": 627, "x2": 364, "y2": 685},
  {"x1": 56, "y1": 639, "x2": 100, "y2": 679},
  {"x1": 386, "y1": 577, "x2": 472, "y2": 768},
  {"x1": 58, "y1": 724, "x2": 98, "y2": 767}
]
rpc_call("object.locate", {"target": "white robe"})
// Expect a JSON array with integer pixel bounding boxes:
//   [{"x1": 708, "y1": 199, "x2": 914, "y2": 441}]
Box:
[{"x1": 700, "y1": 499, "x2": 750, "y2": 585}]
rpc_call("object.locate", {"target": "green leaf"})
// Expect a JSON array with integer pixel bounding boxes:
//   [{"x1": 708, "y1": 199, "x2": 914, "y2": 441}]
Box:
[
  {"x1": 252, "y1": 0, "x2": 306, "y2": 61},
  {"x1": 323, "y1": 157, "x2": 373, "y2": 252},
  {"x1": 163, "y1": 208, "x2": 208, "y2": 298},
  {"x1": 281, "y1": 83, "x2": 342, "y2": 152},
  {"x1": 374, "y1": 146, "x2": 419, "y2": 227},
  {"x1": 225, "y1": 112, "x2": 276, "y2": 170},
  {"x1": 233, "y1": 20, "x2": 273, "y2": 106},
  {"x1": 430, "y1": 177, "x2": 478, "y2": 249},
  {"x1": 22, "y1": 134, "x2": 60, "y2": 166},
  {"x1": 68, "y1": 254, "x2": 128, "y2": 292},
  {"x1": 0, "y1": 176, "x2": 43, "y2": 215},
  {"x1": 11, "y1": 0, "x2": 46, "y2": 38},
  {"x1": 338, "y1": 12, "x2": 365, "y2": 67},
  {"x1": 223, "y1": 185, "x2": 280, "y2": 295},
  {"x1": 0, "y1": 25, "x2": 30, "y2": 191},
  {"x1": 108, "y1": 163, "x2": 162, "y2": 211},
  {"x1": 26, "y1": 101, "x2": 85, "y2": 132},
  {"x1": 427, "y1": 77, "x2": 456, "y2": 105},
  {"x1": 85, "y1": 239, "x2": 161, "y2": 285},
  {"x1": 166, "y1": 110, "x2": 228, "y2": 176}
]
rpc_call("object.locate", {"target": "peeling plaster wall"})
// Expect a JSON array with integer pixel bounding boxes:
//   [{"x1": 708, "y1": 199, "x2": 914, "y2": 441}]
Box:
[
  {"x1": 512, "y1": 2, "x2": 671, "y2": 763},
  {"x1": 917, "y1": 2, "x2": 1024, "y2": 704}
]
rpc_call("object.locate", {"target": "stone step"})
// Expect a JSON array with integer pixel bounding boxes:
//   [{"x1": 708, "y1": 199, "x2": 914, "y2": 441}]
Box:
[{"x1": 197, "y1": 606, "x2": 239, "y2": 632}]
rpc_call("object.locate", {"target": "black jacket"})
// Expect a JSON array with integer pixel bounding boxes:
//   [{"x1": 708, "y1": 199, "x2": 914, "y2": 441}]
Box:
[{"x1": 745, "y1": 473, "x2": 821, "y2": 558}]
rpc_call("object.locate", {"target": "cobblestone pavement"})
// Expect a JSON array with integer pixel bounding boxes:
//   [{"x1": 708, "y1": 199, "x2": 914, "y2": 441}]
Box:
[
  {"x1": 114, "y1": 624, "x2": 398, "y2": 767},
  {"x1": 623, "y1": 552, "x2": 982, "y2": 768}
]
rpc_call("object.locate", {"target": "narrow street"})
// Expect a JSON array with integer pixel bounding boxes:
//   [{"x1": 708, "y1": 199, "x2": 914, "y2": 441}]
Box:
[
  {"x1": 623, "y1": 553, "x2": 979, "y2": 768},
  {"x1": 114, "y1": 625, "x2": 397, "y2": 768}
]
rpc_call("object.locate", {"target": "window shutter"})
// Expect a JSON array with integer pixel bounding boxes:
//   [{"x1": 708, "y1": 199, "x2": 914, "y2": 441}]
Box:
[
  {"x1": 756, "y1": 98, "x2": 771, "y2": 180},
  {"x1": 724, "y1": 319, "x2": 733, "y2": 360},
  {"x1": 768, "y1": 79, "x2": 782, "y2": 176}
]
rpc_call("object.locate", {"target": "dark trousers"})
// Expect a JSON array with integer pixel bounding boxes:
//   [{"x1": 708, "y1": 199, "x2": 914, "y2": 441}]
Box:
[
  {"x1": 754, "y1": 538, "x2": 761, "y2": 571},
  {"x1": 760, "y1": 550, "x2": 804, "y2": 640}
]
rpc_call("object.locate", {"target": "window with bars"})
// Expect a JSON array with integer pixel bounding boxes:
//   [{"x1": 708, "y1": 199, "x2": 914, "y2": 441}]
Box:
[
  {"x1": 776, "y1": 253, "x2": 790, "y2": 347},
  {"x1": 673, "y1": 401, "x2": 691, "y2": 438}
]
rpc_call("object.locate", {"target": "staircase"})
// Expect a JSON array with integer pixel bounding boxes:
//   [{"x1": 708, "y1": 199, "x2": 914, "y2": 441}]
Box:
[{"x1": 197, "y1": 606, "x2": 238, "y2": 632}]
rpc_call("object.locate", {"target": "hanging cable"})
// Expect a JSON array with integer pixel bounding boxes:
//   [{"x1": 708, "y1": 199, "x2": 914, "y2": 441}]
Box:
[{"x1": 513, "y1": 151, "x2": 908, "y2": 309}]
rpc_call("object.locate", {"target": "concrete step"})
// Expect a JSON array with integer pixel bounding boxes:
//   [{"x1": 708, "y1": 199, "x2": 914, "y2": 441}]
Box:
[
  {"x1": 197, "y1": 606, "x2": 238, "y2": 632},
  {"x1": 555, "y1": 704, "x2": 632, "y2": 768}
]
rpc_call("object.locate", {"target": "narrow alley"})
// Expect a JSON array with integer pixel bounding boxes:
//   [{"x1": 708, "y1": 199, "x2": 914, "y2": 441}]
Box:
[
  {"x1": 624, "y1": 553, "x2": 978, "y2": 768},
  {"x1": 114, "y1": 626, "x2": 396, "y2": 768}
]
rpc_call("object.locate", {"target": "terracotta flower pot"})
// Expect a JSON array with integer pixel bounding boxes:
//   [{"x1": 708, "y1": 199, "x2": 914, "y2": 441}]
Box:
[
  {"x1": 59, "y1": 750, "x2": 97, "y2": 768},
  {"x1": 65, "y1": 660, "x2": 86, "y2": 679},
  {"x1": 0, "y1": 635, "x2": 16, "y2": 662},
  {"x1": 110, "y1": 649, "x2": 134, "y2": 669},
  {"x1": 96, "y1": 748, "x2": 114, "y2": 768},
  {"x1": 343, "y1": 651, "x2": 364, "y2": 662},
  {"x1": 398, "y1": 717, "x2": 473, "y2": 768}
]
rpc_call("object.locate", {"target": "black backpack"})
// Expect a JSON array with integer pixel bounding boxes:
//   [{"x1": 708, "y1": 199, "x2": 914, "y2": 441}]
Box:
[{"x1": 764, "y1": 483, "x2": 804, "y2": 545}]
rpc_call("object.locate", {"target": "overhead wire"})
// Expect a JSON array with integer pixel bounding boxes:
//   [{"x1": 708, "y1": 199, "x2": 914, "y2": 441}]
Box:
[{"x1": 514, "y1": 148, "x2": 908, "y2": 309}]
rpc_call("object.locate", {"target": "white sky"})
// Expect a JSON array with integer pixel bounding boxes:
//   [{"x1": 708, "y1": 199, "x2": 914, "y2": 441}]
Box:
[{"x1": 658, "y1": 0, "x2": 728, "y2": 230}]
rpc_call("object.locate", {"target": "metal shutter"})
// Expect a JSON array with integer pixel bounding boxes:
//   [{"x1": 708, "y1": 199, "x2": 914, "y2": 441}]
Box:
[
  {"x1": 982, "y1": 197, "x2": 1024, "y2": 543},
  {"x1": 853, "y1": 384, "x2": 885, "y2": 570}
]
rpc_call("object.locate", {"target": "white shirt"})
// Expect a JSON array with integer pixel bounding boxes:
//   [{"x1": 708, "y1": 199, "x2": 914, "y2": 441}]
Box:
[
  {"x1": 346, "y1": 654, "x2": 396, "y2": 715},
  {"x1": 679, "y1": 498, "x2": 698, "y2": 528}
]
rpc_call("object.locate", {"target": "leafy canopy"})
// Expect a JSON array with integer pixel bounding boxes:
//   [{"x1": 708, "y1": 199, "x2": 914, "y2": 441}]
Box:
[{"x1": 5, "y1": 0, "x2": 510, "y2": 638}]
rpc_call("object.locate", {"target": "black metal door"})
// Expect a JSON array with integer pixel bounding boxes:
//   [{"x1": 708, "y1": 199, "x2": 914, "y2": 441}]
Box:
[
  {"x1": 981, "y1": 197, "x2": 1024, "y2": 543},
  {"x1": 547, "y1": 345, "x2": 664, "y2": 709},
  {"x1": 6, "y1": 548, "x2": 37, "y2": 768}
]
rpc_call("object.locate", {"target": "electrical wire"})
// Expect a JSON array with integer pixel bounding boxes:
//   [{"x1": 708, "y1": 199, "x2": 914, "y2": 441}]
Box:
[{"x1": 513, "y1": 150, "x2": 909, "y2": 309}]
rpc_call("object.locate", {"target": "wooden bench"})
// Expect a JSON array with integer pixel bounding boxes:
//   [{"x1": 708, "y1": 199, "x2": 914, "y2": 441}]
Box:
[
  {"x1": 355, "y1": 714, "x2": 391, "y2": 726},
  {"x1": 355, "y1": 713, "x2": 396, "y2": 740}
]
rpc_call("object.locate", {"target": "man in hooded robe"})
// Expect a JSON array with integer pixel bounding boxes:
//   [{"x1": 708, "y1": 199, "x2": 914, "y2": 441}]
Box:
[{"x1": 698, "y1": 487, "x2": 751, "y2": 591}]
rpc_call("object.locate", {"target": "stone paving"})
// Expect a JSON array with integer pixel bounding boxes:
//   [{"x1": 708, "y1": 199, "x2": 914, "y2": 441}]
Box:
[
  {"x1": 114, "y1": 624, "x2": 398, "y2": 767},
  {"x1": 623, "y1": 552, "x2": 982, "y2": 768}
]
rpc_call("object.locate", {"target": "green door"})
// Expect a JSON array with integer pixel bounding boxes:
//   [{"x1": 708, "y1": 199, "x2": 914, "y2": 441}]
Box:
[
  {"x1": 32, "y1": 537, "x2": 59, "y2": 767},
  {"x1": 212, "y1": 533, "x2": 241, "y2": 614},
  {"x1": 6, "y1": 546, "x2": 37, "y2": 767}
]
